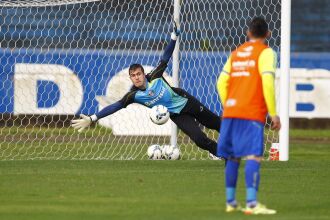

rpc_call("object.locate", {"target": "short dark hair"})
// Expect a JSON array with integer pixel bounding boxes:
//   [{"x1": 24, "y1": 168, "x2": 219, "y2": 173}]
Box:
[
  {"x1": 129, "y1": 63, "x2": 144, "y2": 75},
  {"x1": 248, "y1": 17, "x2": 268, "y2": 38}
]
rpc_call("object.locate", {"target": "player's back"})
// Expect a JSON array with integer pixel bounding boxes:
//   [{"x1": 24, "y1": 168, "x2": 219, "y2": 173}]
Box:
[{"x1": 223, "y1": 41, "x2": 268, "y2": 123}]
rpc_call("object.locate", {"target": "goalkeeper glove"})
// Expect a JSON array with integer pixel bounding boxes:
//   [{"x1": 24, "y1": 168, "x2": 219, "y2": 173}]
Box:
[
  {"x1": 71, "y1": 114, "x2": 92, "y2": 132},
  {"x1": 171, "y1": 20, "x2": 180, "y2": 40}
]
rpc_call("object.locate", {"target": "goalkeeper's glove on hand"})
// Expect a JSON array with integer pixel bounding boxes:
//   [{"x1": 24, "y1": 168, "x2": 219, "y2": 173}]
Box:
[
  {"x1": 71, "y1": 114, "x2": 92, "y2": 132},
  {"x1": 171, "y1": 20, "x2": 180, "y2": 40}
]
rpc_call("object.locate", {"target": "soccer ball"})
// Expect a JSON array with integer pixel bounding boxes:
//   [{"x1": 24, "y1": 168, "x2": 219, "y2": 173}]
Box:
[
  {"x1": 147, "y1": 144, "x2": 163, "y2": 160},
  {"x1": 149, "y1": 105, "x2": 170, "y2": 125},
  {"x1": 162, "y1": 145, "x2": 180, "y2": 160}
]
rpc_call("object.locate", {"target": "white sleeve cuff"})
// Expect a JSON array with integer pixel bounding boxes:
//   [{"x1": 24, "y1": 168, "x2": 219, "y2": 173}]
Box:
[
  {"x1": 171, "y1": 32, "x2": 178, "y2": 40},
  {"x1": 90, "y1": 114, "x2": 98, "y2": 122}
]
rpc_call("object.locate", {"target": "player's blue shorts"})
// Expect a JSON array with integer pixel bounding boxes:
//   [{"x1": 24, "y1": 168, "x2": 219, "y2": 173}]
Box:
[{"x1": 217, "y1": 118, "x2": 264, "y2": 158}]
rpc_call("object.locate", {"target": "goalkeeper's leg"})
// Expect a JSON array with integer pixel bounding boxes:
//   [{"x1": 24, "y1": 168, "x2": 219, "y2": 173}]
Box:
[
  {"x1": 187, "y1": 98, "x2": 221, "y2": 131},
  {"x1": 170, "y1": 113, "x2": 217, "y2": 155},
  {"x1": 176, "y1": 89, "x2": 221, "y2": 131}
]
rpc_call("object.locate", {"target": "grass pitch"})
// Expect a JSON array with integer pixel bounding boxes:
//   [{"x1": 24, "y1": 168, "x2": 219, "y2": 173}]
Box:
[{"x1": 0, "y1": 130, "x2": 330, "y2": 220}]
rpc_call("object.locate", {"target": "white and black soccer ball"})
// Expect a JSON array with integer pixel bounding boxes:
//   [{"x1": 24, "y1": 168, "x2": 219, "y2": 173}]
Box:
[
  {"x1": 147, "y1": 144, "x2": 163, "y2": 160},
  {"x1": 162, "y1": 145, "x2": 180, "y2": 160},
  {"x1": 149, "y1": 105, "x2": 170, "y2": 125}
]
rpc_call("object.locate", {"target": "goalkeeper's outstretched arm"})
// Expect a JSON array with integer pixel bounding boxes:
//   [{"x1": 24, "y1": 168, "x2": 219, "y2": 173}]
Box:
[
  {"x1": 71, "y1": 92, "x2": 135, "y2": 132},
  {"x1": 71, "y1": 101, "x2": 123, "y2": 132},
  {"x1": 148, "y1": 23, "x2": 180, "y2": 81},
  {"x1": 161, "y1": 32, "x2": 179, "y2": 63}
]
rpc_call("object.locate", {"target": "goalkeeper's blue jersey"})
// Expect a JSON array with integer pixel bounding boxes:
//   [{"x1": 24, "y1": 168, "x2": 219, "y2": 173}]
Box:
[
  {"x1": 133, "y1": 78, "x2": 188, "y2": 114},
  {"x1": 118, "y1": 60, "x2": 188, "y2": 114}
]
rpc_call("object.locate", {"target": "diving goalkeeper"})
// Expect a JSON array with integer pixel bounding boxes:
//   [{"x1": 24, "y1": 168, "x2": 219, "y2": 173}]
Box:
[{"x1": 71, "y1": 23, "x2": 221, "y2": 156}]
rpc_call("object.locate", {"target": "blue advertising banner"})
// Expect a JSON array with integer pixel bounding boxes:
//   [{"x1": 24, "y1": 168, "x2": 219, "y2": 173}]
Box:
[{"x1": 0, "y1": 48, "x2": 329, "y2": 115}]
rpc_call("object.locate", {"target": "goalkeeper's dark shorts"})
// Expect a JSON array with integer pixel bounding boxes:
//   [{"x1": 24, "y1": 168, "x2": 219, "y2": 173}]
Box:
[{"x1": 170, "y1": 89, "x2": 221, "y2": 155}]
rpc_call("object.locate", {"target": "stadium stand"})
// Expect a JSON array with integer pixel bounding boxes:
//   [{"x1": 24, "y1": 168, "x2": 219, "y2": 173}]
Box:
[{"x1": 0, "y1": 0, "x2": 329, "y2": 51}]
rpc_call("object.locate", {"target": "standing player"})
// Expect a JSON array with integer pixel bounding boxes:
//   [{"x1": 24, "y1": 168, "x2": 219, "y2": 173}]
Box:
[
  {"x1": 72, "y1": 23, "x2": 221, "y2": 157},
  {"x1": 217, "y1": 17, "x2": 281, "y2": 214}
]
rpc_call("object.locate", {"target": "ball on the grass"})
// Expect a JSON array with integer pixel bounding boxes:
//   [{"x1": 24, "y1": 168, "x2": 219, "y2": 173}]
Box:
[
  {"x1": 147, "y1": 144, "x2": 163, "y2": 160},
  {"x1": 162, "y1": 145, "x2": 180, "y2": 160}
]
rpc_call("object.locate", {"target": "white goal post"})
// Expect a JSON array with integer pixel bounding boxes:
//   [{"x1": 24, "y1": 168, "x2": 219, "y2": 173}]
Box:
[
  {"x1": 279, "y1": 0, "x2": 291, "y2": 161},
  {"x1": 0, "y1": 0, "x2": 290, "y2": 160}
]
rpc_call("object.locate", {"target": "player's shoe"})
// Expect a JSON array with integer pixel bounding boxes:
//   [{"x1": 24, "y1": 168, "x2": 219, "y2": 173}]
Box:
[
  {"x1": 209, "y1": 153, "x2": 222, "y2": 160},
  {"x1": 243, "y1": 203, "x2": 276, "y2": 215},
  {"x1": 226, "y1": 203, "x2": 242, "y2": 213}
]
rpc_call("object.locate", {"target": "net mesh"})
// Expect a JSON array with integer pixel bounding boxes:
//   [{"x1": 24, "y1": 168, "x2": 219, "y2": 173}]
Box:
[
  {"x1": 0, "y1": 0, "x2": 99, "y2": 7},
  {"x1": 0, "y1": 0, "x2": 281, "y2": 160}
]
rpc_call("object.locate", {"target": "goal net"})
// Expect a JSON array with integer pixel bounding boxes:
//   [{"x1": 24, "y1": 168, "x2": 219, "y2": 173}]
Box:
[{"x1": 0, "y1": 0, "x2": 281, "y2": 160}]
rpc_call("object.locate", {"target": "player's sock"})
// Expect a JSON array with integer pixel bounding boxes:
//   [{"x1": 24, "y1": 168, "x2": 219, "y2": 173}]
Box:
[
  {"x1": 225, "y1": 160, "x2": 240, "y2": 204},
  {"x1": 245, "y1": 160, "x2": 260, "y2": 207}
]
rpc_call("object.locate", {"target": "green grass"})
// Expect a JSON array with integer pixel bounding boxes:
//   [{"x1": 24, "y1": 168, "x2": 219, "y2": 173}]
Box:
[
  {"x1": 0, "y1": 125, "x2": 214, "y2": 160},
  {"x1": 0, "y1": 129, "x2": 330, "y2": 219},
  {"x1": 290, "y1": 129, "x2": 330, "y2": 139}
]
